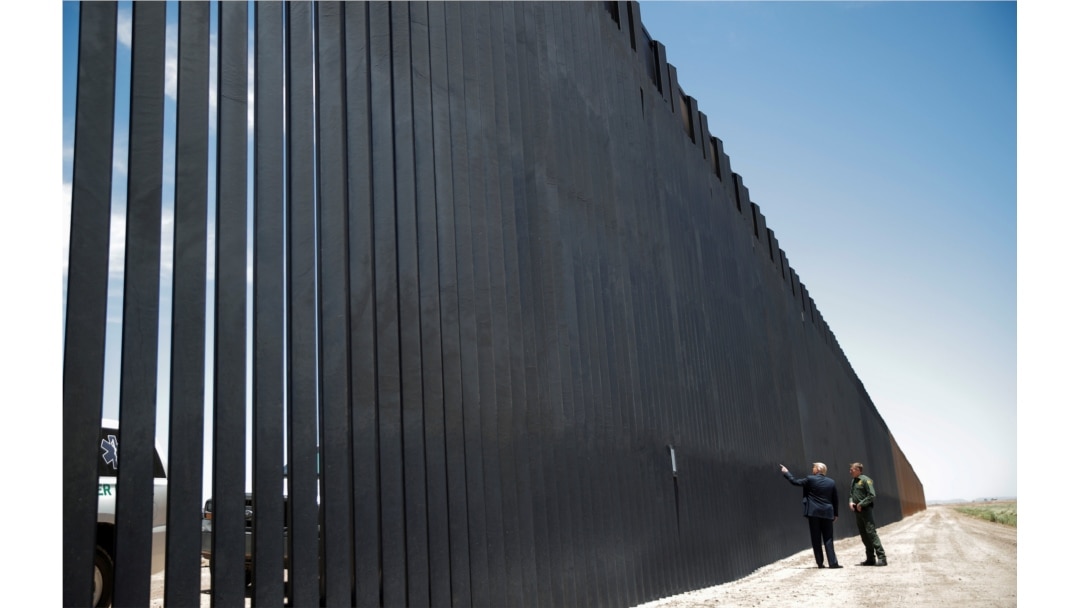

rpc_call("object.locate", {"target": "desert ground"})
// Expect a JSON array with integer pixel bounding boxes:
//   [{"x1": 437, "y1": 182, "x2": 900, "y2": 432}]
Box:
[
  {"x1": 633, "y1": 504, "x2": 1017, "y2": 608},
  {"x1": 150, "y1": 503, "x2": 1015, "y2": 607}
]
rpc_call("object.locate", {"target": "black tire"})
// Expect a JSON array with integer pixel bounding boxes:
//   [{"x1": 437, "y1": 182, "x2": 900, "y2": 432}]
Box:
[{"x1": 93, "y1": 545, "x2": 114, "y2": 608}]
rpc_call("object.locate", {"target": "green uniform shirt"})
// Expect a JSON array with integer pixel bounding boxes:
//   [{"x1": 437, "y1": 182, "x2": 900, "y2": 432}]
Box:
[{"x1": 850, "y1": 474, "x2": 876, "y2": 508}]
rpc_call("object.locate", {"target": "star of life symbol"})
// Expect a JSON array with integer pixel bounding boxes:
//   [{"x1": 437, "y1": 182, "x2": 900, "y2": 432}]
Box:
[{"x1": 101, "y1": 435, "x2": 119, "y2": 471}]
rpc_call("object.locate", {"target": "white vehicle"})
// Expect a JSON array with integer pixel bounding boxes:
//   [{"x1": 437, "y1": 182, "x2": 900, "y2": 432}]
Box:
[{"x1": 95, "y1": 418, "x2": 168, "y2": 607}]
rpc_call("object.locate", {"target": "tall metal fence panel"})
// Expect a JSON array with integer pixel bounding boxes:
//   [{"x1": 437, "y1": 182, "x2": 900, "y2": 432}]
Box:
[{"x1": 63, "y1": 2, "x2": 925, "y2": 606}]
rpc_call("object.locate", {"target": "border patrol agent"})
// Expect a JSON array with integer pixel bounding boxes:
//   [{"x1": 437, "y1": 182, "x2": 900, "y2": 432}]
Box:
[{"x1": 849, "y1": 462, "x2": 888, "y2": 566}]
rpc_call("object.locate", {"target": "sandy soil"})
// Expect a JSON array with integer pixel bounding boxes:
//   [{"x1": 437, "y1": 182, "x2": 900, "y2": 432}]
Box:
[
  {"x1": 633, "y1": 504, "x2": 1017, "y2": 608},
  {"x1": 149, "y1": 504, "x2": 1015, "y2": 608}
]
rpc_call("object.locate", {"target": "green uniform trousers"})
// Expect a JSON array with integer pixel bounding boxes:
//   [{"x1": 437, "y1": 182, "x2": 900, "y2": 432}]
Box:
[{"x1": 855, "y1": 506, "x2": 886, "y2": 560}]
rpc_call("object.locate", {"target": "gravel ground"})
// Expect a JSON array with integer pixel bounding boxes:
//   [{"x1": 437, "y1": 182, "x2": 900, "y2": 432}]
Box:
[
  {"x1": 632, "y1": 504, "x2": 1017, "y2": 608},
  {"x1": 148, "y1": 504, "x2": 1015, "y2": 607}
]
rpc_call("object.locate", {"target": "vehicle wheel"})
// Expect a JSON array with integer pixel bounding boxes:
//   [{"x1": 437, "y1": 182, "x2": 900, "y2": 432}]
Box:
[{"x1": 93, "y1": 545, "x2": 114, "y2": 608}]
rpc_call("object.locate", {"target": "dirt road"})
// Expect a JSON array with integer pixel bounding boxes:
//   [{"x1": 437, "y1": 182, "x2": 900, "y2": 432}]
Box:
[
  {"x1": 634, "y1": 504, "x2": 1017, "y2": 608},
  {"x1": 151, "y1": 504, "x2": 1015, "y2": 607}
]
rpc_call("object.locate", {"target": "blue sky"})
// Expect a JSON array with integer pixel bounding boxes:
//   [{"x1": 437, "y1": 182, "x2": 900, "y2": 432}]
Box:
[
  {"x1": 57, "y1": 1, "x2": 1018, "y2": 505},
  {"x1": 637, "y1": 0, "x2": 1017, "y2": 502}
]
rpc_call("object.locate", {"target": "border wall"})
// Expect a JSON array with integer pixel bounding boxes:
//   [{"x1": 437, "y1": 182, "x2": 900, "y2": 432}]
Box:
[{"x1": 63, "y1": 2, "x2": 925, "y2": 606}]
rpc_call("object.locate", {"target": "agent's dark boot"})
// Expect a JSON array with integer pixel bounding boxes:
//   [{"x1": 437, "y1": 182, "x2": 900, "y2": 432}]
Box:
[
  {"x1": 875, "y1": 558, "x2": 888, "y2": 566},
  {"x1": 859, "y1": 558, "x2": 876, "y2": 566}
]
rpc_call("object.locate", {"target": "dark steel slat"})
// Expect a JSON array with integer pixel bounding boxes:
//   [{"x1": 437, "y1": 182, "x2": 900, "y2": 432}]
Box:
[
  {"x1": 63, "y1": 3, "x2": 117, "y2": 605},
  {"x1": 410, "y1": 2, "x2": 454, "y2": 605},
  {"x1": 388, "y1": 3, "x2": 432, "y2": 604},
  {"x1": 602, "y1": 12, "x2": 642, "y2": 602},
  {"x1": 368, "y1": 3, "x2": 408, "y2": 605},
  {"x1": 477, "y1": 3, "x2": 519, "y2": 605},
  {"x1": 561, "y1": 5, "x2": 598, "y2": 603},
  {"x1": 436, "y1": 4, "x2": 475, "y2": 604},
  {"x1": 454, "y1": 3, "x2": 491, "y2": 604},
  {"x1": 113, "y1": 3, "x2": 167, "y2": 605},
  {"x1": 210, "y1": 1, "x2": 250, "y2": 605},
  {"x1": 284, "y1": 3, "x2": 321, "y2": 606},
  {"x1": 584, "y1": 10, "x2": 626, "y2": 604},
  {"x1": 510, "y1": 5, "x2": 552, "y2": 605},
  {"x1": 251, "y1": 1, "x2": 286, "y2": 605},
  {"x1": 341, "y1": 3, "x2": 381, "y2": 605},
  {"x1": 164, "y1": 2, "x2": 210, "y2": 606},
  {"x1": 315, "y1": 3, "x2": 355, "y2": 605},
  {"x1": 528, "y1": 4, "x2": 571, "y2": 605},
  {"x1": 551, "y1": 4, "x2": 593, "y2": 603},
  {"x1": 495, "y1": 4, "x2": 540, "y2": 605},
  {"x1": 463, "y1": 4, "x2": 510, "y2": 604}
]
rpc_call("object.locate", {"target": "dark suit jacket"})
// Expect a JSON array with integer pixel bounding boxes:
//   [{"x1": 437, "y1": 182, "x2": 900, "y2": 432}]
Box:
[{"x1": 783, "y1": 472, "x2": 839, "y2": 520}]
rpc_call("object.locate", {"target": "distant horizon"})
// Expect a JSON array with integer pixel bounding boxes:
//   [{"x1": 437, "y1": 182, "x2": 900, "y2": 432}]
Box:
[{"x1": 926, "y1": 497, "x2": 1017, "y2": 505}]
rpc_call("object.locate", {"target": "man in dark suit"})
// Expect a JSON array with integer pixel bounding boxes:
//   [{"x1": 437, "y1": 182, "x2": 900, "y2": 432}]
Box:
[{"x1": 780, "y1": 462, "x2": 843, "y2": 569}]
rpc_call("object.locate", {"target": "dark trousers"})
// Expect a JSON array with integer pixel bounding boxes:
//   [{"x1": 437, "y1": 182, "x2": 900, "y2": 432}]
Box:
[
  {"x1": 855, "y1": 506, "x2": 887, "y2": 560},
  {"x1": 808, "y1": 516, "x2": 839, "y2": 567}
]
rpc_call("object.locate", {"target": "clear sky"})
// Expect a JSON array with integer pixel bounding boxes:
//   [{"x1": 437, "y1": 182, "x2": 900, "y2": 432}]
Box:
[{"x1": 637, "y1": 0, "x2": 1017, "y2": 502}]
